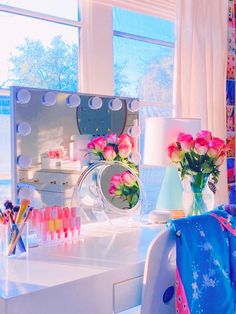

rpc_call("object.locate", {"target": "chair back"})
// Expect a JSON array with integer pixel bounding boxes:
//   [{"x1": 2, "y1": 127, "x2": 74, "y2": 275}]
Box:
[{"x1": 141, "y1": 228, "x2": 176, "y2": 314}]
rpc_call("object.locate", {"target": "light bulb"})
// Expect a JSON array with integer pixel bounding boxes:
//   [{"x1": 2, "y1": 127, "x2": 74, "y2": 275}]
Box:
[
  {"x1": 42, "y1": 92, "x2": 57, "y2": 106},
  {"x1": 17, "y1": 122, "x2": 31, "y2": 136},
  {"x1": 16, "y1": 89, "x2": 31, "y2": 104},
  {"x1": 18, "y1": 186, "x2": 34, "y2": 199},
  {"x1": 128, "y1": 99, "x2": 140, "y2": 112},
  {"x1": 108, "y1": 98, "x2": 122, "y2": 111},
  {"x1": 17, "y1": 154, "x2": 32, "y2": 169},
  {"x1": 67, "y1": 94, "x2": 81, "y2": 108},
  {"x1": 128, "y1": 125, "x2": 141, "y2": 137},
  {"x1": 128, "y1": 152, "x2": 141, "y2": 165},
  {"x1": 88, "y1": 96, "x2": 102, "y2": 110}
]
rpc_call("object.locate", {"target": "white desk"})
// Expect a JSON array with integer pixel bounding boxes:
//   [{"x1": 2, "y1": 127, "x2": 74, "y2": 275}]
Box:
[{"x1": 0, "y1": 222, "x2": 164, "y2": 314}]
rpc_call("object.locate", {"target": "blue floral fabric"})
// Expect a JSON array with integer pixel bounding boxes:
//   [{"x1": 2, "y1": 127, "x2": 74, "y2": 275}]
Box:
[{"x1": 171, "y1": 207, "x2": 236, "y2": 314}]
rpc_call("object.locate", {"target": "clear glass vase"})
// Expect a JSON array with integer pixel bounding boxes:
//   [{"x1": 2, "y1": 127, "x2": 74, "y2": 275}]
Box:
[{"x1": 182, "y1": 173, "x2": 215, "y2": 216}]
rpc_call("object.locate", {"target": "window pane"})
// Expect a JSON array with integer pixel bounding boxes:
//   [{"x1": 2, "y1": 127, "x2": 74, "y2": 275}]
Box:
[
  {"x1": 0, "y1": 12, "x2": 80, "y2": 201},
  {"x1": 113, "y1": 7, "x2": 175, "y2": 43},
  {"x1": 114, "y1": 36, "x2": 174, "y2": 105},
  {"x1": 0, "y1": 12, "x2": 79, "y2": 91},
  {"x1": 1, "y1": 0, "x2": 79, "y2": 21}
]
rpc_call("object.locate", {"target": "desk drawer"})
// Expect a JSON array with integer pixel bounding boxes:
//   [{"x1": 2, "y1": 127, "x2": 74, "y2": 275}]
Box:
[{"x1": 113, "y1": 276, "x2": 143, "y2": 313}]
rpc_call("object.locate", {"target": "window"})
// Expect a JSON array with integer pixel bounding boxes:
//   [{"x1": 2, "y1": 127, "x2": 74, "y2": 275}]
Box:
[
  {"x1": 0, "y1": 3, "x2": 80, "y2": 202},
  {"x1": 113, "y1": 7, "x2": 175, "y2": 212}
]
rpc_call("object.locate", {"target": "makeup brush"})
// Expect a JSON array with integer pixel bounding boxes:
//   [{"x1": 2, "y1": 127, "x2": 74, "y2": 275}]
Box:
[{"x1": 15, "y1": 199, "x2": 30, "y2": 224}]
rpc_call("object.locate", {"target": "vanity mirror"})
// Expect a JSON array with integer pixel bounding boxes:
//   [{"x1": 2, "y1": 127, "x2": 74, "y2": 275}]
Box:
[
  {"x1": 72, "y1": 161, "x2": 142, "y2": 223},
  {"x1": 11, "y1": 86, "x2": 140, "y2": 208}
]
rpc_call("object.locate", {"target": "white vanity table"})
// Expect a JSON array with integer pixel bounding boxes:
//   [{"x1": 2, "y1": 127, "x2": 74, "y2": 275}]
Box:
[{"x1": 0, "y1": 221, "x2": 164, "y2": 314}]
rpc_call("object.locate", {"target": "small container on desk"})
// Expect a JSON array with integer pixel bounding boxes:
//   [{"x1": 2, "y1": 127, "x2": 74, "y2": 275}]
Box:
[{"x1": 0, "y1": 222, "x2": 29, "y2": 257}]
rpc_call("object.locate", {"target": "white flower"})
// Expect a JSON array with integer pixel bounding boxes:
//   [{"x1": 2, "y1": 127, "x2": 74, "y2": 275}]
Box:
[
  {"x1": 193, "y1": 271, "x2": 199, "y2": 280},
  {"x1": 202, "y1": 274, "x2": 216, "y2": 287},
  {"x1": 203, "y1": 242, "x2": 212, "y2": 251},
  {"x1": 193, "y1": 291, "x2": 199, "y2": 300},
  {"x1": 192, "y1": 282, "x2": 198, "y2": 290},
  {"x1": 200, "y1": 230, "x2": 205, "y2": 237},
  {"x1": 213, "y1": 259, "x2": 219, "y2": 266}
]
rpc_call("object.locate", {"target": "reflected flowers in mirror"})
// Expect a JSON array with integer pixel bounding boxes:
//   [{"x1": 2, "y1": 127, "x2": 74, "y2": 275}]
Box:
[{"x1": 108, "y1": 171, "x2": 140, "y2": 209}]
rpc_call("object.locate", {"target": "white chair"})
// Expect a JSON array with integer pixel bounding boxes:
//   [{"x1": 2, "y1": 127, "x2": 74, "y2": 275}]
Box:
[
  {"x1": 118, "y1": 228, "x2": 176, "y2": 314},
  {"x1": 141, "y1": 227, "x2": 176, "y2": 314}
]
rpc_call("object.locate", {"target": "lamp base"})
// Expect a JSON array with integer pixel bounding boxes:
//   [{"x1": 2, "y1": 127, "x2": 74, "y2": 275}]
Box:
[{"x1": 147, "y1": 210, "x2": 172, "y2": 224}]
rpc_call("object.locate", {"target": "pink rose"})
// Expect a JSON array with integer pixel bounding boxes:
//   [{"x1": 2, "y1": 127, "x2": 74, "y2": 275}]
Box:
[
  {"x1": 214, "y1": 151, "x2": 226, "y2": 166},
  {"x1": 177, "y1": 132, "x2": 193, "y2": 152},
  {"x1": 196, "y1": 130, "x2": 212, "y2": 141},
  {"x1": 207, "y1": 137, "x2": 225, "y2": 158},
  {"x1": 106, "y1": 133, "x2": 118, "y2": 144},
  {"x1": 193, "y1": 137, "x2": 209, "y2": 155},
  {"x1": 110, "y1": 174, "x2": 123, "y2": 187},
  {"x1": 103, "y1": 145, "x2": 116, "y2": 161},
  {"x1": 87, "y1": 141, "x2": 95, "y2": 150},
  {"x1": 119, "y1": 134, "x2": 134, "y2": 148},
  {"x1": 121, "y1": 171, "x2": 136, "y2": 187},
  {"x1": 167, "y1": 143, "x2": 184, "y2": 163},
  {"x1": 92, "y1": 136, "x2": 107, "y2": 152},
  {"x1": 108, "y1": 185, "x2": 116, "y2": 195},
  {"x1": 118, "y1": 143, "x2": 132, "y2": 158}
]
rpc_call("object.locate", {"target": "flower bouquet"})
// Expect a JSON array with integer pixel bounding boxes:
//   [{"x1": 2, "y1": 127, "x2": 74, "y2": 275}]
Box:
[
  {"x1": 87, "y1": 133, "x2": 140, "y2": 210},
  {"x1": 167, "y1": 130, "x2": 228, "y2": 215},
  {"x1": 108, "y1": 170, "x2": 140, "y2": 209},
  {"x1": 87, "y1": 133, "x2": 138, "y2": 173}
]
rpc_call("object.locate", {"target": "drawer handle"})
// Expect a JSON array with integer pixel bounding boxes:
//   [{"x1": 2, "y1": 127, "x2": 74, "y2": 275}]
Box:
[
  {"x1": 62, "y1": 181, "x2": 69, "y2": 185},
  {"x1": 50, "y1": 180, "x2": 57, "y2": 184},
  {"x1": 33, "y1": 179, "x2": 39, "y2": 183}
]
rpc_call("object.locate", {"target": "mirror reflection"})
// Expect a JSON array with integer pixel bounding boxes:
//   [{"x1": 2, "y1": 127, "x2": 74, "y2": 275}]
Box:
[{"x1": 11, "y1": 86, "x2": 139, "y2": 208}]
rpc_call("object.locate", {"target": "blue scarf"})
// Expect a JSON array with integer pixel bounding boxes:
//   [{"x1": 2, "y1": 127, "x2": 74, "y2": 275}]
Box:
[{"x1": 171, "y1": 207, "x2": 236, "y2": 313}]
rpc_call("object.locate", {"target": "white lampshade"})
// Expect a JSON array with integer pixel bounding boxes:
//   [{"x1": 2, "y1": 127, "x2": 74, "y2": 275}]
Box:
[{"x1": 143, "y1": 117, "x2": 201, "y2": 166}]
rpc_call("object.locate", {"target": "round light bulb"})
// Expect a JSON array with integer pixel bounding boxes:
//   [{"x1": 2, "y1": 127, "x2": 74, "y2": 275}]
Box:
[
  {"x1": 17, "y1": 122, "x2": 31, "y2": 136},
  {"x1": 128, "y1": 152, "x2": 141, "y2": 165},
  {"x1": 17, "y1": 154, "x2": 32, "y2": 169},
  {"x1": 16, "y1": 89, "x2": 31, "y2": 104},
  {"x1": 67, "y1": 94, "x2": 81, "y2": 108},
  {"x1": 108, "y1": 98, "x2": 122, "y2": 111},
  {"x1": 42, "y1": 92, "x2": 57, "y2": 106},
  {"x1": 88, "y1": 96, "x2": 102, "y2": 110},
  {"x1": 128, "y1": 99, "x2": 140, "y2": 112},
  {"x1": 128, "y1": 125, "x2": 141, "y2": 137},
  {"x1": 18, "y1": 186, "x2": 34, "y2": 199}
]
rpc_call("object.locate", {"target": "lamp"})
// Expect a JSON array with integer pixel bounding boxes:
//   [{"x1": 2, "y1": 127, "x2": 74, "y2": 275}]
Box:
[{"x1": 143, "y1": 117, "x2": 201, "y2": 220}]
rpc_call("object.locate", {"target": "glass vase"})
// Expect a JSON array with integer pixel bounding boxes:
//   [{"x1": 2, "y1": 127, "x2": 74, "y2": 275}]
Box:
[{"x1": 182, "y1": 173, "x2": 214, "y2": 216}]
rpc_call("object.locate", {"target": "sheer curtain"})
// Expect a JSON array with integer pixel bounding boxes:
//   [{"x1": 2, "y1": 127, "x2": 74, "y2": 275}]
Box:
[{"x1": 174, "y1": 0, "x2": 229, "y2": 204}]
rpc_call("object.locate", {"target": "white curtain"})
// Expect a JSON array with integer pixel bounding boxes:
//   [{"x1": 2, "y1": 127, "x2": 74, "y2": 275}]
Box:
[{"x1": 174, "y1": 0, "x2": 229, "y2": 204}]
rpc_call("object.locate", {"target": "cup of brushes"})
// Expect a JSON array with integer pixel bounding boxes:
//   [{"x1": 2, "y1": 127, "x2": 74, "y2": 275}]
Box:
[{"x1": 0, "y1": 199, "x2": 31, "y2": 257}]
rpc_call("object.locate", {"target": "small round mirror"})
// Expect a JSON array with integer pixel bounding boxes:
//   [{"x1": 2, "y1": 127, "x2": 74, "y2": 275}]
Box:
[
  {"x1": 97, "y1": 162, "x2": 141, "y2": 215},
  {"x1": 72, "y1": 161, "x2": 142, "y2": 222}
]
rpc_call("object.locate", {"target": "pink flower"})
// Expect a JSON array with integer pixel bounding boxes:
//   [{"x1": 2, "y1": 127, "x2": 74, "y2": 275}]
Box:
[
  {"x1": 92, "y1": 136, "x2": 107, "y2": 152},
  {"x1": 108, "y1": 185, "x2": 116, "y2": 195},
  {"x1": 110, "y1": 174, "x2": 123, "y2": 187},
  {"x1": 167, "y1": 143, "x2": 184, "y2": 163},
  {"x1": 106, "y1": 133, "x2": 118, "y2": 144},
  {"x1": 214, "y1": 151, "x2": 226, "y2": 166},
  {"x1": 196, "y1": 130, "x2": 212, "y2": 141},
  {"x1": 193, "y1": 137, "x2": 209, "y2": 155},
  {"x1": 119, "y1": 134, "x2": 134, "y2": 148},
  {"x1": 87, "y1": 141, "x2": 95, "y2": 150},
  {"x1": 177, "y1": 133, "x2": 193, "y2": 152},
  {"x1": 103, "y1": 145, "x2": 116, "y2": 161},
  {"x1": 207, "y1": 137, "x2": 225, "y2": 158},
  {"x1": 118, "y1": 143, "x2": 132, "y2": 158},
  {"x1": 121, "y1": 171, "x2": 136, "y2": 187}
]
